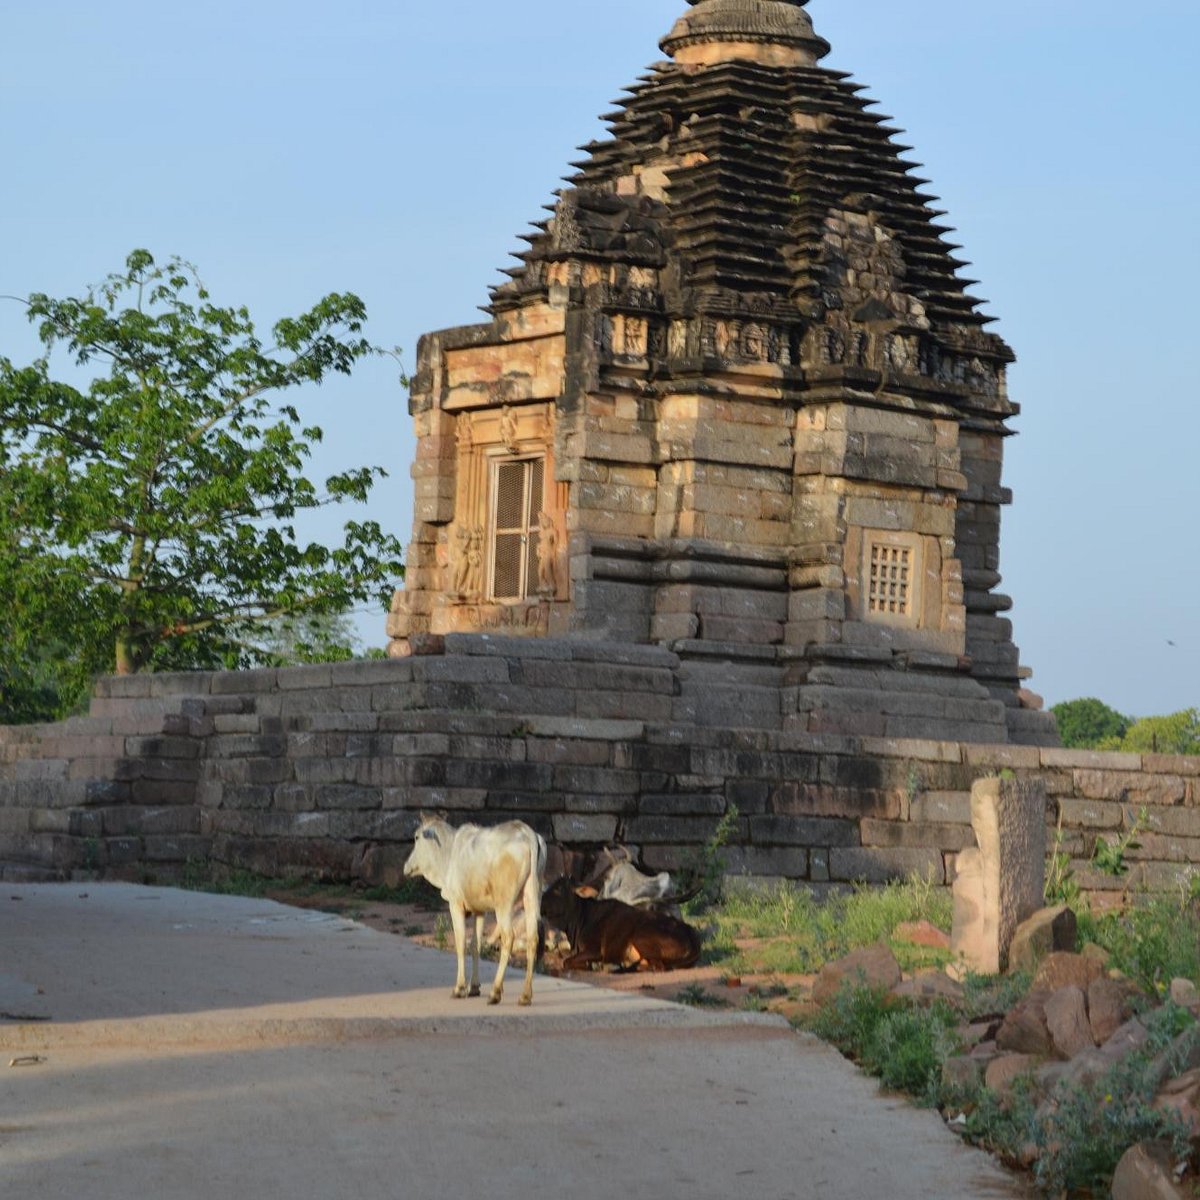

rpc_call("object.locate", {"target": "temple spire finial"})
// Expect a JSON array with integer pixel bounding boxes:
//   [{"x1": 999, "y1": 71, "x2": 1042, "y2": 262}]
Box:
[{"x1": 662, "y1": 0, "x2": 830, "y2": 67}]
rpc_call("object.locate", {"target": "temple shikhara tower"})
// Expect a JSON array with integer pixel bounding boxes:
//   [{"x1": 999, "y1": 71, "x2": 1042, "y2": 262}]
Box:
[{"x1": 388, "y1": 0, "x2": 1056, "y2": 746}]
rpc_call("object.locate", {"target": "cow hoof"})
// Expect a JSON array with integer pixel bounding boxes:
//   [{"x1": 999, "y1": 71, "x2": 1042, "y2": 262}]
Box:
[
  {"x1": 487, "y1": 994, "x2": 502, "y2": 1006},
  {"x1": 451, "y1": 989, "x2": 468, "y2": 1000},
  {"x1": 518, "y1": 995, "x2": 532, "y2": 1008},
  {"x1": 468, "y1": 985, "x2": 481, "y2": 998}
]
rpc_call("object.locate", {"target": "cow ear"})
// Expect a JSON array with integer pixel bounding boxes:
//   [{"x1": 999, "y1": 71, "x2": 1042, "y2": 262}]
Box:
[{"x1": 422, "y1": 826, "x2": 440, "y2": 843}]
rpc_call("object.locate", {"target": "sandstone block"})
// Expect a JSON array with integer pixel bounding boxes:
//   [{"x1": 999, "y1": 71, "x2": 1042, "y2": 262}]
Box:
[
  {"x1": 950, "y1": 776, "x2": 1046, "y2": 974},
  {"x1": 1032, "y1": 952, "x2": 1105, "y2": 994},
  {"x1": 892, "y1": 920, "x2": 952, "y2": 951},
  {"x1": 1154, "y1": 1068, "x2": 1200, "y2": 1137},
  {"x1": 812, "y1": 944, "x2": 902, "y2": 1005},
  {"x1": 552, "y1": 814, "x2": 618, "y2": 844},
  {"x1": 995, "y1": 991, "x2": 1053, "y2": 1057},
  {"x1": 829, "y1": 846, "x2": 943, "y2": 884},
  {"x1": 984, "y1": 1053, "x2": 1042, "y2": 1099},
  {"x1": 1044, "y1": 985, "x2": 1094, "y2": 1059},
  {"x1": 1007, "y1": 905, "x2": 1078, "y2": 974},
  {"x1": 1088, "y1": 976, "x2": 1140, "y2": 1045},
  {"x1": 1111, "y1": 1142, "x2": 1189, "y2": 1200},
  {"x1": 890, "y1": 971, "x2": 963, "y2": 1006}
]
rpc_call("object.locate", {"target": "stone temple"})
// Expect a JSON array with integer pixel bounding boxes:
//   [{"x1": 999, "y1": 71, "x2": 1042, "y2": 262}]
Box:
[{"x1": 387, "y1": 0, "x2": 1056, "y2": 747}]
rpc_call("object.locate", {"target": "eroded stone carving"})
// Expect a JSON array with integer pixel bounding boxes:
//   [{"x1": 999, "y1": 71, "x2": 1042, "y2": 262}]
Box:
[
  {"x1": 951, "y1": 777, "x2": 1047, "y2": 975},
  {"x1": 536, "y1": 512, "x2": 559, "y2": 596}
]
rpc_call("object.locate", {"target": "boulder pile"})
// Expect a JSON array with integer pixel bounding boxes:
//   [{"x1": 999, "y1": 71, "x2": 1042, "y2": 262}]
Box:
[{"x1": 811, "y1": 908, "x2": 1200, "y2": 1198}]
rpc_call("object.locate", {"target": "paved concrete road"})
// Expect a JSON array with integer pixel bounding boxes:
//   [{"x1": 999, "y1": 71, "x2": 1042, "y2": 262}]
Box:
[{"x1": 0, "y1": 885, "x2": 1027, "y2": 1199}]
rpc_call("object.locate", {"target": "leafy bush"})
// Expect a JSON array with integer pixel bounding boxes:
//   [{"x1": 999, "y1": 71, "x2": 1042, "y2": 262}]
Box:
[
  {"x1": 807, "y1": 984, "x2": 961, "y2": 1106},
  {"x1": 1078, "y1": 893, "x2": 1200, "y2": 994}
]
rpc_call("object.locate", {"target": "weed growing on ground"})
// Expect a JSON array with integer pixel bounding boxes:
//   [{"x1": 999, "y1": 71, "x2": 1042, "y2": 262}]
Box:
[
  {"x1": 806, "y1": 983, "x2": 961, "y2": 1105},
  {"x1": 679, "y1": 804, "x2": 740, "y2": 910},
  {"x1": 959, "y1": 969, "x2": 1033, "y2": 1021},
  {"x1": 698, "y1": 874, "x2": 952, "y2": 977},
  {"x1": 1028, "y1": 1013, "x2": 1195, "y2": 1197},
  {"x1": 675, "y1": 982, "x2": 727, "y2": 1008},
  {"x1": 1079, "y1": 891, "x2": 1200, "y2": 993},
  {"x1": 432, "y1": 914, "x2": 449, "y2": 951}
]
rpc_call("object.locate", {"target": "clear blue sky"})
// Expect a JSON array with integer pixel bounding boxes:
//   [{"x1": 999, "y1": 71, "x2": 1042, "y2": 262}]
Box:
[{"x1": 2, "y1": 1, "x2": 1196, "y2": 717}]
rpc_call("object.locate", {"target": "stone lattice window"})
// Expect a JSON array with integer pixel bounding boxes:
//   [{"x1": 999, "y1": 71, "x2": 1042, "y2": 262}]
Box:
[
  {"x1": 867, "y1": 542, "x2": 913, "y2": 617},
  {"x1": 489, "y1": 456, "x2": 544, "y2": 601}
]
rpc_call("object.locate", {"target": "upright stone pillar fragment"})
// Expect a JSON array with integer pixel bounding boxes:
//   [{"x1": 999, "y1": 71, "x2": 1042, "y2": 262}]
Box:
[{"x1": 951, "y1": 776, "x2": 1047, "y2": 974}]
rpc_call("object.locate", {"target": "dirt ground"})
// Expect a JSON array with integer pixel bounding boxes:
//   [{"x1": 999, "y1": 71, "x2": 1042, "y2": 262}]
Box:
[{"x1": 265, "y1": 887, "x2": 819, "y2": 1021}]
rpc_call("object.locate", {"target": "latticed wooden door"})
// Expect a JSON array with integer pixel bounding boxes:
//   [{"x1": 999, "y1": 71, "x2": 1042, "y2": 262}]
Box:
[{"x1": 489, "y1": 456, "x2": 544, "y2": 601}]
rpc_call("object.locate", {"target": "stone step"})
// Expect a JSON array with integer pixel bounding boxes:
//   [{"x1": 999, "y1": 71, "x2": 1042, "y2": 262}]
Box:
[{"x1": 0, "y1": 861, "x2": 61, "y2": 882}]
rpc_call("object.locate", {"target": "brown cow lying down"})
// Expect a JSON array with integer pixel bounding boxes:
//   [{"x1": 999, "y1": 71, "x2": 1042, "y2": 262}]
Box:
[{"x1": 541, "y1": 877, "x2": 702, "y2": 972}]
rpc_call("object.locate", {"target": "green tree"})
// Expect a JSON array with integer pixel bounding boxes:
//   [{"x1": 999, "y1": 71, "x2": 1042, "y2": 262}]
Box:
[
  {"x1": 249, "y1": 610, "x2": 367, "y2": 666},
  {"x1": 0, "y1": 250, "x2": 404, "y2": 692},
  {"x1": 1051, "y1": 697, "x2": 1130, "y2": 749},
  {"x1": 1117, "y1": 709, "x2": 1200, "y2": 755}
]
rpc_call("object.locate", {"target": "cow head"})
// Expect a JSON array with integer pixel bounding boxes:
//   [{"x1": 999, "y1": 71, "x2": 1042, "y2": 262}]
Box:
[
  {"x1": 541, "y1": 875, "x2": 583, "y2": 926},
  {"x1": 403, "y1": 814, "x2": 447, "y2": 883}
]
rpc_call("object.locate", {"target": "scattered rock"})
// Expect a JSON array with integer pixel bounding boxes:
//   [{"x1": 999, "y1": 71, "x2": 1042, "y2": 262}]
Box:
[
  {"x1": 1044, "y1": 985, "x2": 1095, "y2": 1059},
  {"x1": 984, "y1": 1053, "x2": 1042, "y2": 1099},
  {"x1": 890, "y1": 972, "x2": 964, "y2": 1007},
  {"x1": 957, "y1": 1020, "x2": 1000, "y2": 1049},
  {"x1": 1153, "y1": 1067, "x2": 1200, "y2": 1136},
  {"x1": 1032, "y1": 951, "x2": 1105, "y2": 994},
  {"x1": 766, "y1": 996, "x2": 813, "y2": 1024},
  {"x1": 1169, "y1": 978, "x2": 1199, "y2": 1009},
  {"x1": 1052, "y1": 1046, "x2": 1115, "y2": 1092},
  {"x1": 893, "y1": 920, "x2": 951, "y2": 951},
  {"x1": 812, "y1": 944, "x2": 902, "y2": 1006},
  {"x1": 941, "y1": 1054, "x2": 986, "y2": 1095},
  {"x1": 996, "y1": 990, "x2": 1054, "y2": 1057},
  {"x1": 1007, "y1": 905, "x2": 1077, "y2": 974},
  {"x1": 1111, "y1": 1141, "x2": 1189, "y2": 1200},
  {"x1": 1088, "y1": 975, "x2": 1141, "y2": 1044}
]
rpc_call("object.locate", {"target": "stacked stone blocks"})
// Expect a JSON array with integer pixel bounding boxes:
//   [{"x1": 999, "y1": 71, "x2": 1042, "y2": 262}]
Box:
[{"x1": 1, "y1": 643, "x2": 1196, "y2": 898}]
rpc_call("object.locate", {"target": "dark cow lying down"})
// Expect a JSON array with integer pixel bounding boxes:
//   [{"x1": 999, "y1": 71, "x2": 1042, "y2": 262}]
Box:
[{"x1": 541, "y1": 877, "x2": 702, "y2": 972}]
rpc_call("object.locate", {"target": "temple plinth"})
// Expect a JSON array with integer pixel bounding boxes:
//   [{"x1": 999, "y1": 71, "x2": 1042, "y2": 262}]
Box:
[{"x1": 387, "y1": 0, "x2": 1056, "y2": 745}]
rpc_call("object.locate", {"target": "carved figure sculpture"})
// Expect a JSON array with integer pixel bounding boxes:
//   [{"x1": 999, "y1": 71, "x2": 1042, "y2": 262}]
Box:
[
  {"x1": 499, "y1": 405, "x2": 520, "y2": 454},
  {"x1": 451, "y1": 526, "x2": 473, "y2": 597},
  {"x1": 536, "y1": 511, "x2": 558, "y2": 596},
  {"x1": 465, "y1": 527, "x2": 484, "y2": 598}
]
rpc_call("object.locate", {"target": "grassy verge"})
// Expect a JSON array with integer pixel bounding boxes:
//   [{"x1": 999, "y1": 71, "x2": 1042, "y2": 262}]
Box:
[{"x1": 692, "y1": 874, "x2": 953, "y2": 978}]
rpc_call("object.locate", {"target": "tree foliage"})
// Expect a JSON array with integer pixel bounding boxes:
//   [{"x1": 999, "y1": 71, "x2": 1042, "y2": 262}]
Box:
[
  {"x1": 1051, "y1": 697, "x2": 1200, "y2": 756},
  {"x1": 1116, "y1": 709, "x2": 1200, "y2": 756},
  {"x1": 0, "y1": 249, "x2": 403, "y2": 707},
  {"x1": 1051, "y1": 697, "x2": 1130, "y2": 749}
]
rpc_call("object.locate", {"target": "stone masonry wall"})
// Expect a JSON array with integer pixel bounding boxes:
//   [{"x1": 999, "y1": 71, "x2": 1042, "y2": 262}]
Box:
[{"x1": 1, "y1": 638, "x2": 1196, "y2": 903}]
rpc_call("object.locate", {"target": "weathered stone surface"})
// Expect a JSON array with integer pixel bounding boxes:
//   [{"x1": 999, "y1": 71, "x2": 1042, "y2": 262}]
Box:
[
  {"x1": 891, "y1": 972, "x2": 963, "y2": 1007},
  {"x1": 1153, "y1": 1067, "x2": 1200, "y2": 1137},
  {"x1": 1031, "y1": 951, "x2": 1105, "y2": 995},
  {"x1": 951, "y1": 776, "x2": 1046, "y2": 974},
  {"x1": 995, "y1": 991, "x2": 1053, "y2": 1057},
  {"x1": 1007, "y1": 905, "x2": 1077, "y2": 974},
  {"x1": 812, "y1": 944, "x2": 902, "y2": 1006},
  {"x1": 1088, "y1": 976, "x2": 1142, "y2": 1045},
  {"x1": 892, "y1": 920, "x2": 952, "y2": 951},
  {"x1": 1043, "y1": 985, "x2": 1094, "y2": 1059},
  {"x1": 1169, "y1": 978, "x2": 1200, "y2": 1008},
  {"x1": 984, "y1": 1053, "x2": 1042, "y2": 1099},
  {"x1": 1111, "y1": 1141, "x2": 1189, "y2": 1200}
]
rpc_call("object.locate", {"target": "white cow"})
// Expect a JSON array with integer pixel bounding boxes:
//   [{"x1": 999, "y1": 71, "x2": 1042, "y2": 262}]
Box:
[{"x1": 404, "y1": 815, "x2": 546, "y2": 1006}]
